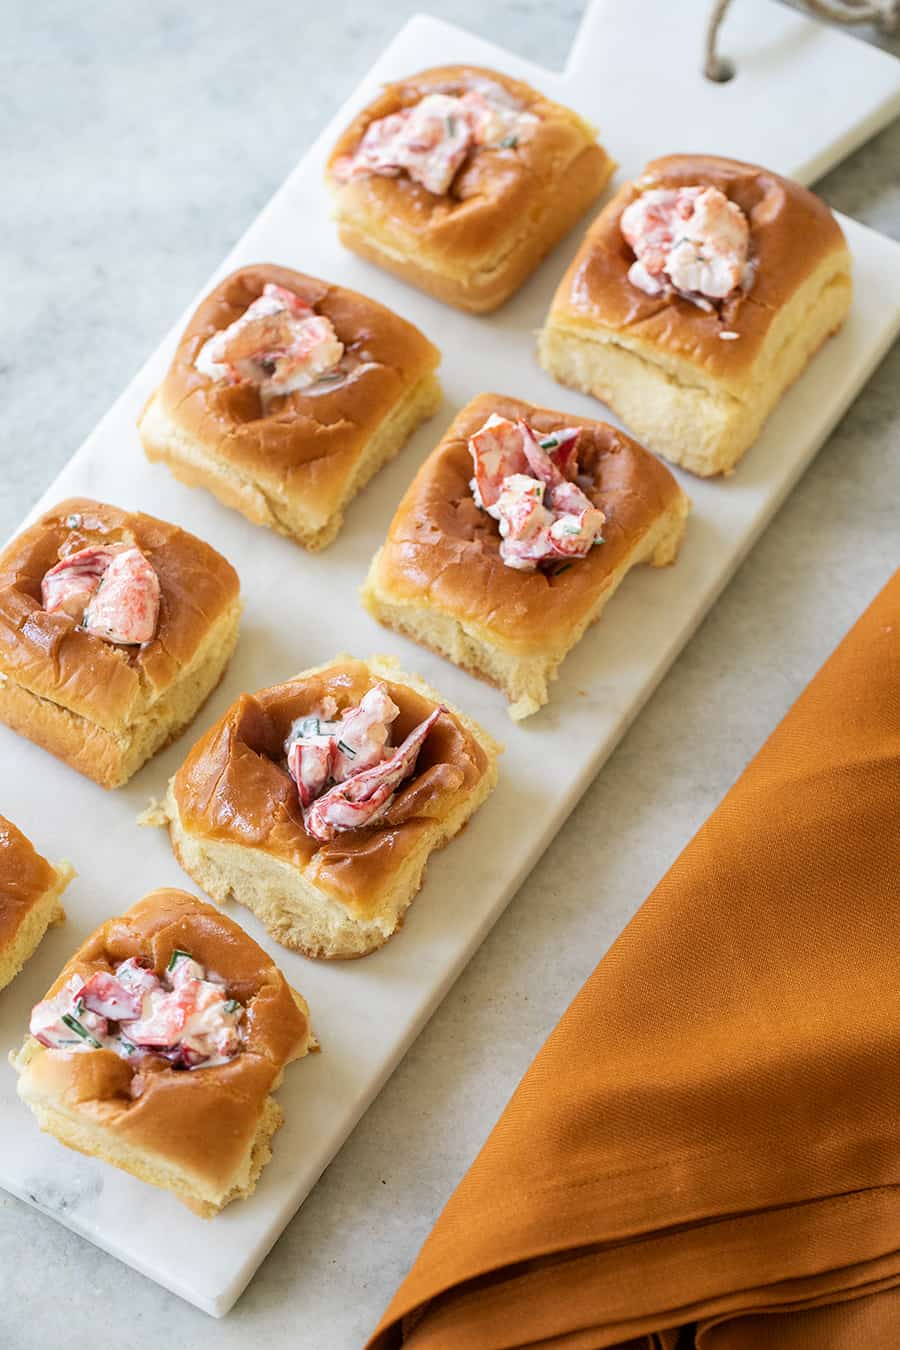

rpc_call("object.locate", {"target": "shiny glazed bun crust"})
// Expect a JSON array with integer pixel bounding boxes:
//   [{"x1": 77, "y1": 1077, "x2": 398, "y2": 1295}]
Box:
[
  {"x1": 160, "y1": 657, "x2": 500, "y2": 959},
  {"x1": 362, "y1": 394, "x2": 690, "y2": 719},
  {"x1": 0, "y1": 498, "x2": 242, "y2": 787},
  {"x1": 140, "y1": 264, "x2": 442, "y2": 549},
  {"x1": 326, "y1": 65, "x2": 615, "y2": 313},
  {"x1": 539, "y1": 155, "x2": 852, "y2": 476}
]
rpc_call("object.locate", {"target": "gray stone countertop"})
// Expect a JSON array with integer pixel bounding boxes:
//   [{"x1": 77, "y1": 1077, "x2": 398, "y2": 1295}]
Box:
[{"x1": 1, "y1": 3, "x2": 898, "y2": 1347}]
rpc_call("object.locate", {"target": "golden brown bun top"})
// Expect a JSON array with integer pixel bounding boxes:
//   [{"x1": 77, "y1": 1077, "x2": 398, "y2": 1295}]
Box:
[
  {"x1": 0, "y1": 814, "x2": 58, "y2": 950},
  {"x1": 21, "y1": 889, "x2": 310, "y2": 1192},
  {"x1": 0, "y1": 498, "x2": 240, "y2": 733},
  {"x1": 327, "y1": 65, "x2": 606, "y2": 268},
  {"x1": 373, "y1": 393, "x2": 684, "y2": 648},
  {"x1": 173, "y1": 658, "x2": 491, "y2": 917},
  {"x1": 157, "y1": 264, "x2": 439, "y2": 511},
  {"x1": 549, "y1": 154, "x2": 850, "y2": 386}
]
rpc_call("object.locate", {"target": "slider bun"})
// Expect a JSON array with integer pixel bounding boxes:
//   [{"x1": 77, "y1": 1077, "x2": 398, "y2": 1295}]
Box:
[
  {"x1": 0, "y1": 498, "x2": 242, "y2": 788},
  {"x1": 140, "y1": 264, "x2": 442, "y2": 548},
  {"x1": 362, "y1": 394, "x2": 689, "y2": 719},
  {"x1": 12, "y1": 888, "x2": 313, "y2": 1217},
  {"x1": 160, "y1": 657, "x2": 500, "y2": 959},
  {"x1": 326, "y1": 66, "x2": 616, "y2": 313},
  {"x1": 539, "y1": 154, "x2": 852, "y2": 475}
]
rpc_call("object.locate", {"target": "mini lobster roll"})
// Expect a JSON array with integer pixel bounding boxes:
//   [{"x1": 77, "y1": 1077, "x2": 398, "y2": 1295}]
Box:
[
  {"x1": 138, "y1": 264, "x2": 442, "y2": 549},
  {"x1": 539, "y1": 154, "x2": 852, "y2": 477},
  {"x1": 362, "y1": 394, "x2": 690, "y2": 720},
  {"x1": 326, "y1": 65, "x2": 615, "y2": 314},
  {"x1": 0, "y1": 499, "x2": 241, "y2": 788},
  {"x1": 12, "y1": 889, "x2": 314, "y2": 1217},
  {"x1": 152, "y1": 657, "x2": 500, "y2": 959}
]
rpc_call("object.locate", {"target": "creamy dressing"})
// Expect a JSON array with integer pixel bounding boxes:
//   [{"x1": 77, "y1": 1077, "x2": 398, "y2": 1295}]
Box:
[
  {"x1": 29, "y1": 951, "x2": 243, "y2": 1070},
  {"x1": 194, "y1": 282, "x2": 344, "y2": 404},
  {"x1": 620, "y1": 185, "x2": 753, "y2": 308},
  {"x1": 285, "y1": 684, "x2": 400, "y2": 808},
  {"x1": 42, "y1": 544, "x2": 160, "y2": 645},
  {"x1": 284, "y1": 683, "x2": 442, "y2": 841},
  {"x1": 468, "y1": 415, "x2": 605, "y2": 571},
  {"x1": 335, "y1": 89, "x2": 537, "y2": 195}
]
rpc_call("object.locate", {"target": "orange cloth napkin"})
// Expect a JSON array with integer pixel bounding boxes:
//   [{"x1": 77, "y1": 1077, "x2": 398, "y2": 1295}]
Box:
[{"x1": 367, "y1": 571, "x2": 900, "y2": 1350}]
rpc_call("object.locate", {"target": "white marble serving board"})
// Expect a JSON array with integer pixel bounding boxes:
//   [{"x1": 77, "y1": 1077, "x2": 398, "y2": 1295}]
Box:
[{"x1": 2, "y1": 0, "x2": 899, "y2": 1319}]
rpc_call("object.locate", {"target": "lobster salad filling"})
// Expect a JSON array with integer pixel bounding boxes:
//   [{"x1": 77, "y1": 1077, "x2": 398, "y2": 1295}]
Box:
[
  {"x1": 620, "y1": 185, "x2": 755, "y2": 311},
  {"x1": 334, "y1": 88, "x2": 537, "y2": 196},
  {"x1": 29, "y1": 950, "x2": 243, "y2": 1070},
  {"x1": 468, "y1": 414, "x2": 606, "y2": 571},
  {"x1": 284, "y1": 682, "x2": 443, "y2": 843},
  {"x1": 42, "y1": 542, "x2": 160, "y2": 645},
  {"x1": 195, "y1": 282, "x2": 344, "y2": 403}
]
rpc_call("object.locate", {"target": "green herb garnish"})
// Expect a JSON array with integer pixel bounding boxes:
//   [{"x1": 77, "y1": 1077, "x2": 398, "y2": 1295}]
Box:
[
  {"x1": 337, "y1": 739, "x2": 357, "y2": 758},
  {"x1": 553, "y1": 563, "x2": 573, "y2": 576},
  {"x1": 167, "y1": 948, "x2": 193, "y2": 972},
  {"x1": 316, "y1": 371, "x2": 343, "y2": 384},
  {"x1": 224, "y1": 999, "x2": 241, "y2": 1014},
  {"x1": 61, "y1": 1013, "x2": 102, "y2": 1048},
  {"x1": 296, "y1": 716, "x2": 321, "y2": 738},
  {"x1": 539, "y1": 436, "x2": 559, "y2": 450},
  {"x1": 499, "y1": 134, "x2": 518, "y2": 149},
  {"x1": 447, "y1": 115, "x2": 458, "y2": 136}
]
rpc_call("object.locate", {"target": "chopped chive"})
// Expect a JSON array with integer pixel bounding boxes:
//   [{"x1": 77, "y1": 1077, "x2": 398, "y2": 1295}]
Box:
[
  {"x1": 499, "y1": 134, "x2": 518, "y2": 149},
  {"x1": 61, "y1": 1013, "x2": 102, "y2": 1048},
  {"x1": 447, "y1": 115, "x2": 458, "y2": 136},
  {"x1": 167, "y1": 948, "x2": 192, "y2": 971},
  {"x1": 337, "y1": 739, "x2": 357, "y2": 758},
  {"x1": 316, "y1": 371, "x2": 343, "y2": 383},
  {"x1": 553, "y1": 563, "x2": 573, "y2": 576},
  {"x1": 65, "y1": 514, "x2": 82, "y2": 529},
  {"x1": 297, "y1": 716, "x2": 320, "y2": 738},
  {"x1": 224, "y1": 999, "x2": 241, "y2": 1014}
]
